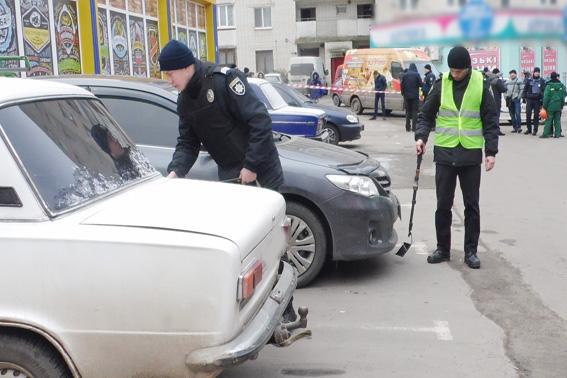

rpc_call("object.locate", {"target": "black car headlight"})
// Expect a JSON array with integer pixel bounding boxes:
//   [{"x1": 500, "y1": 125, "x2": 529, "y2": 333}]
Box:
[{"x1": 326, "y1": 175, "x2": 379, "y2": 197}]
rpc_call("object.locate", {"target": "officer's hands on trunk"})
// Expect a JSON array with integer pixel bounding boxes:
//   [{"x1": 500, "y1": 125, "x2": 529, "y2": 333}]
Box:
[
  {"x1": 167, "y1": 171, "x2": 178, "y2": 178},
  {"x1": 239, "y1": 168, "x2": 257, "y2": 185}
]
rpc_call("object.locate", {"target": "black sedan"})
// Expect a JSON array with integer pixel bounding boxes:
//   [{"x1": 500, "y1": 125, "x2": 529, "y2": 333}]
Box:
[
  {"x1": 271, "y1": 82, "x2": 364, "y2": 145},
  {"x1": 43, "y1": 76, "x2": 400, "y2": 287}
]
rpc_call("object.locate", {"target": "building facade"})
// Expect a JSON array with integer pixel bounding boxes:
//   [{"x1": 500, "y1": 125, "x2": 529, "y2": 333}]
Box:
[
  {"x1": 0, "y1": 0, "x2": 217, "y2": 77},
  {"x1": 372, "y1": 0, "x2": 567, "y2": 80},
  {"x1": 215, "y1": 0, "x2": 296, "y2": 75},
  {"x1": 294, "y1": 0, "x2": 375, "y2": 83}
]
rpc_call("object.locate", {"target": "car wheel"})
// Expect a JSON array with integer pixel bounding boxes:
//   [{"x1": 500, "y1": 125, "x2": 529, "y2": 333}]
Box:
[
  {"x1": 350, "y1": 97, "x2": 364, "y2": 115},
  {"x1": 324, "y1": 124, "x2": 340, "y2": 145},
  {"x1": 332, "y1": 94, "x2": 341, "y2": 107},
  {"x1": 0, "y1": 333, "x2": 71, "y2": 378},
  {"x1": 285, "y1": 202, "x2": 327, "y2": 288}
]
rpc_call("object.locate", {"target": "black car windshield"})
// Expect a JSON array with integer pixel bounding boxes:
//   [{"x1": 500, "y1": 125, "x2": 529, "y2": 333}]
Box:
[{"x1": 0, "y1": 98, "x2": 156, "y2": 213}]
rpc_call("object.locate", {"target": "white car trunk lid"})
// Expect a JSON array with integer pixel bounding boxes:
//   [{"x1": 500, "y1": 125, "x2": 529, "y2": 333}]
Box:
[{"x1": 81, "y1": 178, "x2": 286, "y2": 261}]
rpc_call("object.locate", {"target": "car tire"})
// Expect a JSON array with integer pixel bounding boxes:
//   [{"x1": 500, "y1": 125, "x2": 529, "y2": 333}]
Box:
[
  {"x1": 350, "y1": 97, "x2": 364, "y2": 115},
  {"x1": 286, "y1": 202, "x2": 327, "y2": 288},
  {"x1": 332, "y1": 94, "x2": 342, "y2": 107},
  {"x1": 324, "y1": 124, "x2": 340, "y2": 145},
  {"x1": 0, "y1": 332, "x2": 71, "y2": 378}
]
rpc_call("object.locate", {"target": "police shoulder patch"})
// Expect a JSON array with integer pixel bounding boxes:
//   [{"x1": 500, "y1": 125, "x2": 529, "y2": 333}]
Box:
[{"x1": 229, "y1": 77, "x2": 246, "y2": 96}]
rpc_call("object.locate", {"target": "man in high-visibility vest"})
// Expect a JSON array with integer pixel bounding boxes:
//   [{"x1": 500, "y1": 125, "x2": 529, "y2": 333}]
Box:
[{"x1": 415, "y1": 46, "x2": 499, "y2": 269}]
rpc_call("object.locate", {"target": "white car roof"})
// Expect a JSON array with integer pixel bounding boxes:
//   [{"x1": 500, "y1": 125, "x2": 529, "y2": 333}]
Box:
[{"x1": 0, "y1": 77, "x2": 94, "y2": 106}]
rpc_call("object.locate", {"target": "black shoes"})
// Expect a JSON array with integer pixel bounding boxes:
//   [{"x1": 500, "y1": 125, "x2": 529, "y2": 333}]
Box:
[
  {"x1": 524, "y1": 130, "x2": 531, "y2": 135},
  {"x1": 369, "y1": 116, "x2": 377, "y2": 120},
  {"x1": 497, "y1": 131, "x2": 505, "y2": 136},
  {"x1": 427, "y1": 249, "x2": 450, "y2": 264},
  {"x1": 464, "y1": 253, "x2": 481, "y2": 269}
]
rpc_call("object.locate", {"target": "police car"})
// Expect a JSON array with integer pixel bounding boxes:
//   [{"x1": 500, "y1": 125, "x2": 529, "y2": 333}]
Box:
[{"x1": 248, "y1": 78, "x2": 330, "y2": 142}]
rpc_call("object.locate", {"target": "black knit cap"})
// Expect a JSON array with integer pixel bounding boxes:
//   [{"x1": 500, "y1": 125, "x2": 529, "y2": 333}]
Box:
[
  {"x1": 159, "y1": 40, "x2": 195, "y2": 71},
  {"x1": 533, "y1": 67, "x2": 540, "y2": 73},
  {"x1": 424, "y1": 64, "x2": 431, "y2": 70},
  {"x1": 550, "y1": 71, "x2": 559, "y2": 79},
  {"x1": 447, "y1": 46, "x2": 471, "y2": 69}
]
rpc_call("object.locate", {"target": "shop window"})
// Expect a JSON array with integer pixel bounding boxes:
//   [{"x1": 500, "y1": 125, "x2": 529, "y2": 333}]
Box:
[
  {"x1": 299, "y1": 8, "x2": 316, "y2": 22},
  {"x1": 357, "y1": 4, "x2": 373, "y2": 18},
  {"x1": 218, "y1": 5, "x2": 235, "y2": 28},
  {"x1": 254, "y1": 7, "x2": 272, "y2": 28}
]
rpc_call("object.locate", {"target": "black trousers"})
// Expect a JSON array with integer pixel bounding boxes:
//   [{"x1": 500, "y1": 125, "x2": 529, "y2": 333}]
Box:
[
  {"x1": 405, "y1": 98, "x2": 419, "y2": 131},
  {"x1": 435, "y1": 164, "x2": 481, "y2": 255},
  {"x1": 374, "y1": 93, "x2": 386, "y2": 116},
  {"x1": 525, "y1": 99, "x2": 542, "y2": 133}
]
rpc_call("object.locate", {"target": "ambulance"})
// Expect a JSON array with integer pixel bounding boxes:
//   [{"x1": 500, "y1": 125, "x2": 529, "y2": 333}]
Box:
[{"x1": 333, "y1": 48, "x2": 439, "y2": 114}]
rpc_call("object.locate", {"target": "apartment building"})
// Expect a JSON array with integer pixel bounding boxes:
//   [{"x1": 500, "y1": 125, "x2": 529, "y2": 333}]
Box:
[
  {"x1": 216, "y1": 0, "x2": 296, "y2": 74},
  {"x1": 294, "y1": 0, "x2": 375, "y2": 82}
]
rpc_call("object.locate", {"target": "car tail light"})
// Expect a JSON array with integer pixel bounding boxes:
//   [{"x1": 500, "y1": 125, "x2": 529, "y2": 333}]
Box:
[{"x1": 238, "y1": 260, "x2": 264, "y2": 302}]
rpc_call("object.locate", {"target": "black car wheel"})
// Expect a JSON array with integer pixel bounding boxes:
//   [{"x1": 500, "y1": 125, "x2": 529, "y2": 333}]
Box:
[
  {"x1": 350, "y1": 97, "x2": 364, "y2": 115},
  {"x1": 332, "y1": 94, "x2": 341, "y2": 107},
  {"x1": 324, "y1": 124, "x2": 340, "y2": 145},
  {"x1": 0, "y1": 333, "x2": 71, "y2": 378},
  {"x1": 286, "y1": 202, "x2": 327, "y2": 288}
]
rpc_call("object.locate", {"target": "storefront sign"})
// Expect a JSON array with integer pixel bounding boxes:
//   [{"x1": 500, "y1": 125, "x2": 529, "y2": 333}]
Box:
[
  {"x1": 468, "y1": 47, "x2": 500, "y2": 71},
  {"x1": 543, "y1": 46, "x2": 557, "y2": 78},
  {"x1": 520, "y1": 47, "x2": 535, "y2": 73}
]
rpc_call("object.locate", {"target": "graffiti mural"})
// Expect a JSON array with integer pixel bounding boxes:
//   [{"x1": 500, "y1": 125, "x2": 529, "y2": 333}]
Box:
[
  {"x1": 188, "y1": 30, "x2": 197, "y2": 59},
  {"x1": 54, "y1": 0, "x2": 81, "y2": 74},
  {"x1": 129, "y1": 16, "x2": 146, "y2": 77},
  {"x1": 21, "y1": 0, "x2": 53, "y2": 75},
  {"x1": 198, "y1": 32, "x2": 206, "y2": 60},
  {"x1": 98, "y1": 7, "x2": 111, "y2": 74},
  {"x1": 0, "y1": 0, "x2": 19, "y2": 72},
  {"x1": 147, "y1": 19, "x2": 160, "y2": 78},
  {"x1": 110, "y1": 11, "x2": 129, "y2": 75}
]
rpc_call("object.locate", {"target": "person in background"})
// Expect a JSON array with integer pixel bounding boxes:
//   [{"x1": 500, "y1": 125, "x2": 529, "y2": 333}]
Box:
[
  {"x1": 401, "y1": 63, "x2": 423, "y2": 132},
  {"x1": 505, "y1": 69, "x2": 522, "y2": 133},
  {"x1": 486, "y1": 68, "x2": 507, "y2": 136},
  {"x1": 370, "y1": 70, "x2": 387, "y2": 120},
  {"x1": 257, "y1": 72, "x2": 265, "y2": 79},
  {"x1": 243, "y1": 67, "x2": 253, "y2": 77},
  {"x1": 540, "y1": 72, "x2": 566, "y2": 139},
  {"x1": 422, "y1": 64, "x2": 436, "y2": 101},
  {"x1": 521, "y1": 67, "x2": 546, "y2": 136},
  {"x1": 308, "y1": 71, "x2": 323, "y2": 102}
]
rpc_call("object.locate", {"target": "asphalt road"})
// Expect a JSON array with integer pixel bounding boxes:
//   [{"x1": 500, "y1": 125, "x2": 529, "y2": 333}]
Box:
[{"x1": 222, "y1": 100, "x2": 567, "y2": 378}]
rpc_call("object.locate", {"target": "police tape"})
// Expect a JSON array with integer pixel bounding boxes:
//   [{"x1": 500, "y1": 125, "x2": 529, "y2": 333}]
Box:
[{"x1": 288, "y1": 83, "x2": 401, "y2": 95}]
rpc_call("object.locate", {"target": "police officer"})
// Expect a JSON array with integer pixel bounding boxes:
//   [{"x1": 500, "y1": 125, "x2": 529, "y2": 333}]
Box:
[
  {"x1": 521, "y1": 67, "x2": 546, "y2": 136},
  {"x1": 422, "y1": 64, "x2": 436, "y2": 101},
  {"x1": 415, "y1": 46, "x2": 499, "y2": 269},
  {"x1": 158, "y1": 40, "x2": 283, "y2": 190}
]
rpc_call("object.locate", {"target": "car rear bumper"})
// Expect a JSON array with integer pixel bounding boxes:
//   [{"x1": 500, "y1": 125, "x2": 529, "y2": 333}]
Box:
[
  {"x1": 325, "y1": 191, "x2": 401, "y2": 261},
  {"x1": 186, "y1": 262, "x2": 297, "y2": 373}
]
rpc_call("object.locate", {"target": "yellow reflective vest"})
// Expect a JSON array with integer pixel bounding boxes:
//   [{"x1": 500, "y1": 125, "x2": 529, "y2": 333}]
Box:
[{"x1": 435, "y1": 70, "x2": 484, "y2": 149}]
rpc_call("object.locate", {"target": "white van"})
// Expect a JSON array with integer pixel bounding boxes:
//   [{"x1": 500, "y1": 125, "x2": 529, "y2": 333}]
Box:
[{"x1": 288, "y1": 56, "x2": 329, "y2": 94}]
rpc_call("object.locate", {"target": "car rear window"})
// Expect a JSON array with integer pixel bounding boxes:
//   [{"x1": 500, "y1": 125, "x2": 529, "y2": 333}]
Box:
[{"x1": 0, "y1": 98, "x2": 156, "y2": 213}]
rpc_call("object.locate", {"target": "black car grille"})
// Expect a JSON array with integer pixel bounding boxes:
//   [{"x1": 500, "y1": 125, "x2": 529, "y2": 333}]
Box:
[{"x1": 370, "y1": 171, "x2": 391, "y2": 195}]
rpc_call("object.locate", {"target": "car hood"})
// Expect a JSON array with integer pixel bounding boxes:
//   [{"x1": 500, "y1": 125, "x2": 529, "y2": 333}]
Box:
[
  {"x1": 272, "y1": 104, "x2": 325, "y2": 118},
  {"x1": 277, "y1": 136, "x2": 378, "y2": 172},
  {"x1": 305, "y1": 103, "x2": 355, "y2": 120},
  {"x1": 81, "y1": 178, "x2": 285, "y2": 260}
]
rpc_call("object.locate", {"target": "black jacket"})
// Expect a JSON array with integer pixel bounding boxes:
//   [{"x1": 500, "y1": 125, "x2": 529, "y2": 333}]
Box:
[
  {"x1": 374, "y1": 74, "x2": 387, "y2": 92},
  {"x1": 423, "y1": 71, "x2": 436, "y2": 97},
  {"x1": 522, "y1": 76, "x2": 546, "y2": 101},
  {"x1": 168, "y1": 61, "x2": 283, "y2": 188},
  {"x1": 415, "y1": 71, "x2": 499, "y2": 166},
  {"x1": 486, "y1": 72, "x2": 507, "y2": 110},
  {"x1": 400, "y1": 63, "x2": 423, "y2": 100}
]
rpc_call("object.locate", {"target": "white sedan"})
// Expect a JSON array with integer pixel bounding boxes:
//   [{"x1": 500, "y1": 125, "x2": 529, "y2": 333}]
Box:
[{"x1": 0, "y1": 78, "x2": 307, "y2": 377}]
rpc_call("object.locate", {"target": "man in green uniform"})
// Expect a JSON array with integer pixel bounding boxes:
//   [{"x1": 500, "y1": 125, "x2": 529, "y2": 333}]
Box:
[
  {"x1": 415, "y1": 46, "x2": 499, "y2": 269},
  {"x1": 541, "y1": 72, "x2": 566, "y2": 139}
]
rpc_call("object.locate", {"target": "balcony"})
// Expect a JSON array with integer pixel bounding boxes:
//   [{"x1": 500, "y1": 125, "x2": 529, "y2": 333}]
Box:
[{"x1": 296, "y1": 18, "x2": 370, "y2": 41}]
